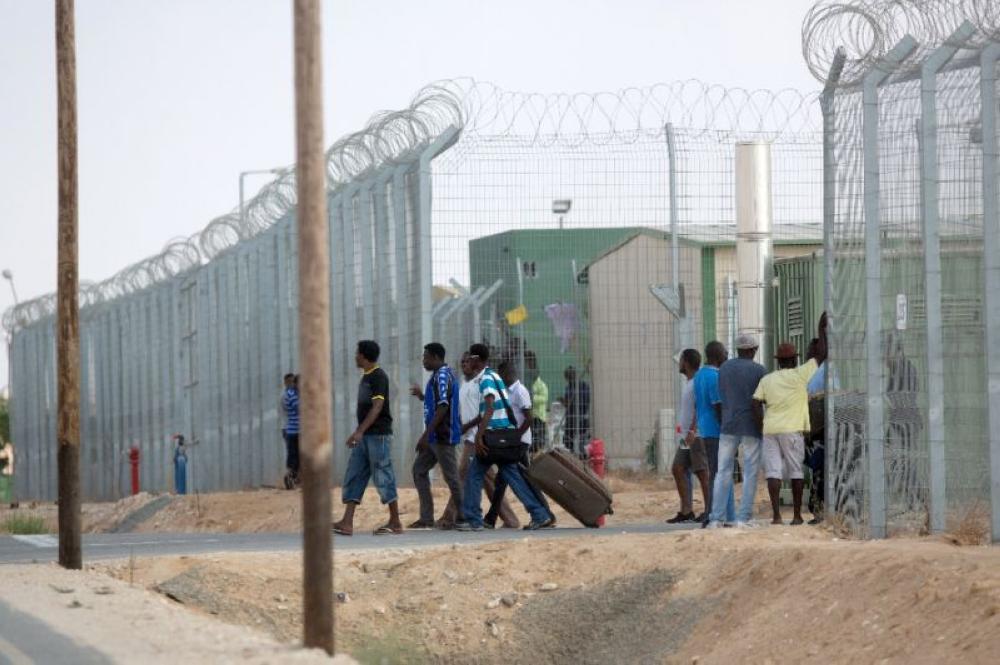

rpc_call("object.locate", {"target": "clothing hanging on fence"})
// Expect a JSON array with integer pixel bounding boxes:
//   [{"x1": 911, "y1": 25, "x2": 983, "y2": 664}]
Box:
[{"x1": 544, "y1": 302, "x2": 578, "y2": 354}]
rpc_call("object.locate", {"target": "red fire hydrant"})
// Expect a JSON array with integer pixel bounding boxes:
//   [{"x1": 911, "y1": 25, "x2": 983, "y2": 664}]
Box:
[
  {"x1": 586, "y1": 438, "x2": 607, "y2": 527},
  {"x1": 128, "y1": 446, "x2": 140, "y2": 496}
]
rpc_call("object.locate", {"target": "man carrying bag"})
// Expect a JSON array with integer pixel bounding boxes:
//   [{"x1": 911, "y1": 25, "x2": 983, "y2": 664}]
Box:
[{"x1": 456, "y1": 344, "x2": 556, "y2": 532}]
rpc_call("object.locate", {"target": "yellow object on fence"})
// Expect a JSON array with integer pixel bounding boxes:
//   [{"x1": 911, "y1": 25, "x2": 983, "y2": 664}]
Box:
[{"x1": 505, "y1": 304, "x2": 528, "y2": 326}]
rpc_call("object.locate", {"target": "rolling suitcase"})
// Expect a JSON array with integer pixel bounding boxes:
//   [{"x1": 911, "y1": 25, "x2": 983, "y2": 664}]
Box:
[{"x1": 527, "y1": 448, "x2": 613, "y2": 527}]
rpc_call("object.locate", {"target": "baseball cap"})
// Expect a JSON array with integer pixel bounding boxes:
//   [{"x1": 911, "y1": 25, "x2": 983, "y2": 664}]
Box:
[
  {"x1": 735, "y1": 333, "x2": 759, "y2": 350},
  {"x1": 774, "y1": 342, "x2": 798, "y2": 360}
]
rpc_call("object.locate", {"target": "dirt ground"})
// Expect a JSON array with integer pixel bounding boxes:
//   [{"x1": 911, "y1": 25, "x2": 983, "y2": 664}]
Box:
[
  {"x1": 1, "y1": 562, "x2": 356, "y2": 664},
  {"x1": 91, "y1": 526, "x2": 1000, "y2": 664},
  {"x1": 1, "y1": 471, "x2": 690, "y2": 534}
]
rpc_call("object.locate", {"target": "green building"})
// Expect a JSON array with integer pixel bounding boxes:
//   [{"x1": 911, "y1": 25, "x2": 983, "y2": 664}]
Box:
[{"x1": 469, "y1": 228, "x2": 645, "y2": 400}]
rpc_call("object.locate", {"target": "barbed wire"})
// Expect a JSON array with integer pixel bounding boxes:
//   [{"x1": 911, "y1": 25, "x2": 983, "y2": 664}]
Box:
[
  {"x1": 3, "y1": 77, "x2": 822, "y2": 333},
  {"x1": 430, "y1": 78, "x2": 820, "y2": 145},
  {"x1": 803, "y1": 0, "x2": 1000, "y2": 87}
]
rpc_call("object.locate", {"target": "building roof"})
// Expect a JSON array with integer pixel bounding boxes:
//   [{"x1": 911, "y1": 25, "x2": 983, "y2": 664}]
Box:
[
  {"x1": 576, "y1": 223, "x2": 823, "y2": 278},
  {"x1": 471, "y1": 223, "x2": 822, "y2": 250}
]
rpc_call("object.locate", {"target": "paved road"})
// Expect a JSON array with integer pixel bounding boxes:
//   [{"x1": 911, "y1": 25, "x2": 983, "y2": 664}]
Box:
[{"x1": 0, "y1": 522, "x2": 697, "y2": 565}]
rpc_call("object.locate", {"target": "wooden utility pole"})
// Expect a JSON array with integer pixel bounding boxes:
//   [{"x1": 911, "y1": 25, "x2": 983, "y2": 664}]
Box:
[
  {"x1": 55, "y1": 0, "x2": 82, "y2": 570},
  {"x1": 293, "y1": 0, "x2": 334, "y2": 653}
]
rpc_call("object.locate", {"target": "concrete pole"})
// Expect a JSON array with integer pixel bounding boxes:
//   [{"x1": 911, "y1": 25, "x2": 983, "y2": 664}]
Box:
[
  {"x1": 55, "y1": 0, "x2": 82, "y2": 570},
  {"x1": 292, "y1": 0, "x2": 333, "y2": 653}
]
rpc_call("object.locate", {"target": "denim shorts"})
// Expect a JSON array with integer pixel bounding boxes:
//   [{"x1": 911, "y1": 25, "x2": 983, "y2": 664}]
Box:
[{"x1": 341, "y1": 434, "x2": 399, "y2": 505}]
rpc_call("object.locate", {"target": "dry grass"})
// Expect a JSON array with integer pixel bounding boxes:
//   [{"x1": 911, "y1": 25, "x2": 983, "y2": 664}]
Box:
[{"x1": 946, "y1": 501, "x2": 990, "y2": 546}]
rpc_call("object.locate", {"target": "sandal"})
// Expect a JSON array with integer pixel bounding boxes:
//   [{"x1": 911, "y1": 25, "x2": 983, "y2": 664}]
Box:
[
  {"x1": 332, "y1": 524, "x2": 353, "y2": 536},
  {"x1": 407, "y1": 520, "x2": 434, "y2": 529},
  {"x1": 373, "y1": 524, "x2": 403, "y2": 535}
]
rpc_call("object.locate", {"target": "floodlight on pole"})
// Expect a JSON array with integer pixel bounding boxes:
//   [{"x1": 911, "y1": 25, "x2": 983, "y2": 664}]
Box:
[
  {"x1": 2, "y1": 270, "x2": 17, "y2": 305},
  {"x1": 552, "y1": 199, "x2": 572, "y2": 229}
]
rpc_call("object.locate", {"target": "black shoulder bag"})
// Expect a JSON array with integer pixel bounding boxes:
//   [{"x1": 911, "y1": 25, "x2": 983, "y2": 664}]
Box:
[{"x1": 481, "y1": 372, "x2": 524, "y2": 465}]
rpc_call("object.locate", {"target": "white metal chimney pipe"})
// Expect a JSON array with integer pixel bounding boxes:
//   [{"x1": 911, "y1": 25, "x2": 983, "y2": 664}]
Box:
[{"x1": 735, "y1": 141, "x2": 774, "y2": 363}]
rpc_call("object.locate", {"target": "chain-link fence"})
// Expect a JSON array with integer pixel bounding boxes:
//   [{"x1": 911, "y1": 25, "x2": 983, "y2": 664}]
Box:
[
  {"x1": 4, "y1": 77, "x2": 825, "y2": 501},
  {"x1": 810, "y1": 0, "x2": 1000, "y2": 541}
]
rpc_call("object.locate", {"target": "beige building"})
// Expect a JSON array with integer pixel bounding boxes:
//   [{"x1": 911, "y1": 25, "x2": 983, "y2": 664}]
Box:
[{"x1": 582, "y1": 227, "x2": 821, "y2": 469}]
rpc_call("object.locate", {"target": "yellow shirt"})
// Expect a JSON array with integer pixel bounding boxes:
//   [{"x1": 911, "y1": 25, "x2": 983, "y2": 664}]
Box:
[
  {"x1": 753, "y1": 359, "x2": 818, "y2": 435},
  {"x1": 532, "y1": 377, "x2": 549, "y2": 422}
]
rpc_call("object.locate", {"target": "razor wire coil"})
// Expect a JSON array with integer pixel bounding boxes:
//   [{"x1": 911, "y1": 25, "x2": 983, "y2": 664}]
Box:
[
  {"x1": 803, "y1": 0, "x2": 1000, "y2": 87},
  {"x1": 3, "y1": 77, "x2": 823, "y2": 334}
]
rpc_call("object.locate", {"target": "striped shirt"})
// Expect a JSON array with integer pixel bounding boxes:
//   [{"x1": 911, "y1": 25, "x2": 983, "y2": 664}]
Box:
[
  {"x1": 477, "y1": 368, "x2": 514, "y2": 431},
  {"x1": 283, "y1": 387, "x2": 300, "y2": 435}
]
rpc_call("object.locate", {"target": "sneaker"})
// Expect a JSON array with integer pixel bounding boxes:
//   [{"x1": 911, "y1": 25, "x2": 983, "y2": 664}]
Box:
[
  {"x1": 666, "y1": 511, "x2": 696, "y2": 524},
  {"x1": 734, "y1": 521, "x2": 757, "y2": 529},
  {"x1": 523, "y1": 518, "x2": 555, "y2": 531},
  {"x1": 807, "y1": 516, "x2": 823, "y2": 526},
  {"x1": 704, "y1": 521, "x2": 724, "y2": 530},
  {"x1": 455, "y1": 521, "x2": 483, "y2": 532},
  {"x1": 695, "y1": 511, "x2": 708, "y2": 523},
  {"x1": 482, "y1": 519, "x2": 497, "y2": 530}
]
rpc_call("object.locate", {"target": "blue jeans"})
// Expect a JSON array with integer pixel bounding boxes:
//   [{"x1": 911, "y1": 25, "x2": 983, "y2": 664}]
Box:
[
  {"x1": 462, "y1": 454, "x2": 552, "y2": 526},
  {"x1": 710, "y1": 434, "x2": 761, "y2": 523},
  {"x1": 342, "y1": 435, "x2": 398, "y2": 505},
  {"x1": 704, "y1": 437, "x2": 736, "y2": 523}
]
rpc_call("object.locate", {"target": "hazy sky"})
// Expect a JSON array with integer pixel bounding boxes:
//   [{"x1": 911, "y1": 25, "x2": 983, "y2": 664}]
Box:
[{"x1": 0, "y1": 0, "x2": 819, "y2": 387}]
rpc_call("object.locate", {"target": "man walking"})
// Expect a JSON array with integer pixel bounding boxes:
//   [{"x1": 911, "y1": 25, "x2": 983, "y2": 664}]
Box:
[
  {"x1": 706, "y1": 334, "x2": 767, "y2": 529},
  {"x1": 281, "y1": 373, "x2": 300, "y2": 490},
  {"x1": 407, "y1": 343, "x2": 463, "y2": 529},
  {"x1": 694, "y1": 341, "x2": 735, "y2": 525},
  {"x1": 753, "y1": 323, "x2": 827, "y2": 525},
  {"x1": 667, "y1": 348, "x2": 709, "y2": 524},
  {"x1": 332, "y1": 340, "x2": 402, "y2": 536},
  {"x1": 484, "y1": 361, "x2": 553, "y2": 528},
  {"x1": 457, "y1": 344, "x2": 555, "y2": 531},
  {"x1": 440, "y1": 352, "x2": 519, "y2": 528}
]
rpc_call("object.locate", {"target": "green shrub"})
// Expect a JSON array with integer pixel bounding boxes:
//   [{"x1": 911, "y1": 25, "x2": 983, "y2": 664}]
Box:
[{"x1": 3, "y1": 514, "x2": 48, "y2": 534}]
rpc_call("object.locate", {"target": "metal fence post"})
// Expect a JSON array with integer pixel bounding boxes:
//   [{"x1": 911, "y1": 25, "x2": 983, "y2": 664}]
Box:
[
  {"x1": 981, "y1": 42, "x2": 1000, "y2": 543},
  {"x1": 920, "y1": 22, "x2": 976, "y2": 534},
  {"x1": 665, "y1": 123, "x2": 684, "y2": 441},
  {"x1": 417, "y1": 127, "x2": 461, "y2": 354},
  {"x1": 358, "y1": 177, "x2": 376, "y2": 337},
  {"x1": 863, "y1": 35, "x2": 918, "y2": 539},
  {"x1": 326, "y1": 192, "x2": 346, "y2": 475},
  {"x1": 340, "y1": 184, "x2": 360, "y2": 442},
  {"x1": 374, "y1": 170, "x2": 393, "y2": 339},
  {"x1": 821, "y1": 47, "x2": 845, "y2": 520}
]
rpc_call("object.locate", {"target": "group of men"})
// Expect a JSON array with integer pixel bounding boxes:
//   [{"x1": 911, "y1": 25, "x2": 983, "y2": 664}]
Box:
[
  {"x1": 313, "y1": 340, "x2": 555, "y2": 536},
  {"x1": 281, "y1": 315, "x2": 827, "y2": 533},
  {"x1": 668, "y1": 313, "x2": 828, "y2": 528}
]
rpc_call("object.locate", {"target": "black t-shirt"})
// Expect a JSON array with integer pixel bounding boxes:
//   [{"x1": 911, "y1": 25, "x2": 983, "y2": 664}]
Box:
[{"x1": 357, "y1": 367, "x2": 393, "y2": 435}]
